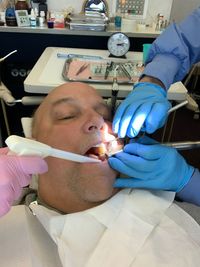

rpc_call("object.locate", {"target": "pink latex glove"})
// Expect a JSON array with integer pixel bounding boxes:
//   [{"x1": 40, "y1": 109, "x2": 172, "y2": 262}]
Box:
[{"x1": 0, "y1": 147, "x2": 48, "y2": 217}]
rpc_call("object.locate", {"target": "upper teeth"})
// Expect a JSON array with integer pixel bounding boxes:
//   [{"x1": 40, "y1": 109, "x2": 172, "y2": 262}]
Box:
[{"x1": 93, "y1": 143, "x2": 103, "y2": 147}]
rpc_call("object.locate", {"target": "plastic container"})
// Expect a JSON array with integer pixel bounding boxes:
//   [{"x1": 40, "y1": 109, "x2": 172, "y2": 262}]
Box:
[
  {"x1": 5, "y1": 6, "x2": 17, "y2": 26},
  {"x1": 114, "y1": 10, "x2": 122, "y2": 29},
  {"x1": 47, "y1": 20, "x2": 54, "y2": 28},
  {"x1": 121, "y1": 18, "x2": 136, "y2": 32},
  {"x1": 143, "y1": 44, "x2": 152, "y2": 63}
]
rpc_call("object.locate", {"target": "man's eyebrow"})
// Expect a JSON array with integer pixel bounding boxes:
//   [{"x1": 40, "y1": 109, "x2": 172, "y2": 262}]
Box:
[
  {"x1": 51, "y1": 97, "x2": 77, "y2": 107},
  {"x1": 51, "y1": 97, "x2": 109, "y2": 110},
  {"x1": 96, "y1": 101, "x2": 110, "y2": 111}
]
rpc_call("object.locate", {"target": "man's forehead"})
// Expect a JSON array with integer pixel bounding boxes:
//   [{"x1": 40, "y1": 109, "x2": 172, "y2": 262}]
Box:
[
  {"x1": 47, "y1": 82, "x2": 102, "y2": 102},
  {"x1": 38, "y1": 82, "x2": 108, "y2": 113}
]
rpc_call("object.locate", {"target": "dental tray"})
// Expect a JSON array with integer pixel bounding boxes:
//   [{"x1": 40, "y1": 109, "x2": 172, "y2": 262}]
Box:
[{"x1": 62, "y1": 57, "x2": 144, "y2": 84}]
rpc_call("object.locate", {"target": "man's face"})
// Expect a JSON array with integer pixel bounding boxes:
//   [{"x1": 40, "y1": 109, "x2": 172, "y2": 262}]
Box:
[{"x1": 33, "y1": 82, "x2": 119, "y2": 213}]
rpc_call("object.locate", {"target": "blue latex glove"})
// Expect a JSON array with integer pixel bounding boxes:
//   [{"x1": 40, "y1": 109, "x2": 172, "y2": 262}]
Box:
[
  {"x1": 113, "y1": 82, "x2": 171, "y2": 138},
  {"x1": 108, "y1": 137, "x2": 194, "y2": 192}
]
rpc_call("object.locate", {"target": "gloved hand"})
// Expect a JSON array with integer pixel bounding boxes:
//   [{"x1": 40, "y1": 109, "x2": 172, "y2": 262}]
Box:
[
  {"x1": 0, "y1": 147, "x2": 48, "y2": 217},
  {"x1": 108, "y1": 137, "x2": 194, "y2": 192},
  {"x1": 113, "y1": 82, "x2": 171, "y2": 138}
]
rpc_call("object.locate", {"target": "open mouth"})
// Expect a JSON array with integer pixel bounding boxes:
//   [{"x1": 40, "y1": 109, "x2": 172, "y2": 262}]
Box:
[
  {"x1": 85, "y1": 139, "x2": 124, "y2": 161},
  {"x1": 85, "y1": 143, "x2": 107, "y2": 161}
]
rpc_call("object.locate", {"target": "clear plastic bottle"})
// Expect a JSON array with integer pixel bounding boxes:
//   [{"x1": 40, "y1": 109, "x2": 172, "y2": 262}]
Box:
[
  {"x1": 34, "y1": 7, "x2": 39, "y2": 26},
  {"x1": 30, "y1": 8, "x2": 36, "y2": 27}
]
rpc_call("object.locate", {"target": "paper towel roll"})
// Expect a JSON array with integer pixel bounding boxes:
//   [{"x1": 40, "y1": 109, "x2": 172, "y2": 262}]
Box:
[{"x1": 121, "y1": 18, "x2": 136, "y2": 32}]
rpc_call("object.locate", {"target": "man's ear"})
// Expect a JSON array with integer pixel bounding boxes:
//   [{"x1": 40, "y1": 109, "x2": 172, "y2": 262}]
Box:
[{"x1": 21, "y1": 117, "x2": 33, "y2": 138}]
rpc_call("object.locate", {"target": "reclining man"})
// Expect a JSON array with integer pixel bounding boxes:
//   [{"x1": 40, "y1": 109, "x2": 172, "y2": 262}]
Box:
[{"x1": 0, "y1": 82, "x2": 200, "y2": 267}]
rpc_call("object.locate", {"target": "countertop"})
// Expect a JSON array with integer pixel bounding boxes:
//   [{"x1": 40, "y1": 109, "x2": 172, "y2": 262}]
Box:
[{"x1": 0, "y1": 23, "x2": 161, "y2": 38}]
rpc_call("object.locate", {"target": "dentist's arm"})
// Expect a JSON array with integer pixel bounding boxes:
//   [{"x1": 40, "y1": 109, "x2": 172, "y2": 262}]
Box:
[
  {"x1": 0, "y1": 147, "x2": 48, "y2": 217},
  {"x1": 144, "y1": 6, "x2": 200, "y2": 90},
  {"x1": 113, "y1": 7, "x2": 200, "y2": 138},
  {"x1": 176, "y1": 169, "x2": 200, "y2": 205}
]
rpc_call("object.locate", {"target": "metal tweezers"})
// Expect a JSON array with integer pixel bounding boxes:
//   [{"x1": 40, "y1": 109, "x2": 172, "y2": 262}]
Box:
[
  {"x1": 75, "y1": 63, "x2": 89, "y2": 76},
  {"x1": 119, "y1": 64, "x2": 132, "y2": 80}
]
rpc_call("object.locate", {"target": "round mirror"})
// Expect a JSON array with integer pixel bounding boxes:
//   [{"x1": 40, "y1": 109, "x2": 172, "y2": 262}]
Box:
[{"x1": 82, "y1": 0, "x2": 108, "y2": 14}]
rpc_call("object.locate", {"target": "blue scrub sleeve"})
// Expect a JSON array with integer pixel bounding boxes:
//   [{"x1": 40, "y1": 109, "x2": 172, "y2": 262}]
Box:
[
  {"x1": 142, "y1": 6, "x2": 200, "y2": 89},
  {"x1": 176, "y1": 168, "x2": 200, "y2": 206},
  {"x1": 142, "y1": 54, "x2": 180, "y2": 90}
]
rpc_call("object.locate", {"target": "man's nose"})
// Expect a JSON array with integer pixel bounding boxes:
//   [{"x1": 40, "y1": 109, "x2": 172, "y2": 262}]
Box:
[{"x1": 83, "y1": 111, "x2": 105, "y2": 133}]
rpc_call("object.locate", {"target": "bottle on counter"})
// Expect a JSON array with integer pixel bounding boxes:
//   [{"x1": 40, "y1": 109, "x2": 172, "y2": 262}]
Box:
[
  {"x1": 39, "y1": 1, "x2": 48, "y2": 19},
  {"x1": 5, "y1": 0, "x2": 17, "y2": 26},
  {"x1": 114, "y1": 9, "x2": 122, "y2": 30},
  {"x1": 30, "y1": 8, "x2": 36, "y2": 27},
  {"x1": 34, "y1": 7, "x2": 39, "y2": 26},
  {"x1": 155, "y1": 13, "x2": 164, "y2": 31},
  {"x1": 15, "y1": 0, "x2": 29, "y2": 11},
  {"x1": 39, "y1": 11, "x2": 45, "y2": 27}
]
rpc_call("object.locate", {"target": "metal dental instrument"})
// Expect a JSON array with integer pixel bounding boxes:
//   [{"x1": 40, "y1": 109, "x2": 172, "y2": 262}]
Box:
[
  {"x1": 5, "y1": 135, "x2": 101, "y2": 163},
  {"x1": 76, "y1": 63, "x2": 89, "y2": 76},
  {"x1": 107, "y1": 138, "x2": 200, "y2": 154},
  {"x1": 163, "y1": 141, "x2": 200, "y2": 150},
  {"x1": 168, "y1": 100, "x2": 188, "y2": 114},
  {"x1": 0, "y1": 50, "x2": 17, "y2": 63},
  {"x1": 0, "y1": 50, "x2": 17, "y2": 86},
  {"x1": 139, "y1": 100, "x2": 189, "y2": 134},
  {"x1": 104, "y1": 61, "x2": 114, "y2": 79},
  {"x1": 11, "y1": 96, "x2": 45, "y2": 106},
  {"x1": 111, "y1": 65, "x2": 119, "y2": 116},
  {"x1": 104, "y1": 63, "x2": 110, "y2": 79},
  {"x1": 119, "y1": 63, "x2": 132, "y2": 80},
  {"x1": 57, "y1": 53, "x2": 103, "y2": 60},
  {"x1": 103, "y1": 137, "x2": 124, "y2": 157}
]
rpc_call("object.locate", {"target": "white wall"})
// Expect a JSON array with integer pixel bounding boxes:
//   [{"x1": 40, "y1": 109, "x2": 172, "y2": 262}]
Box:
[
  {"x1": 170, "y1": 0, "x2": 200, "y2": 23},
  {"x1": 146, "y1": 0, "x2": 173, "y2": 24},
  {"x1": 47, "y1": 0, "x2": 173, "y2": 24}
]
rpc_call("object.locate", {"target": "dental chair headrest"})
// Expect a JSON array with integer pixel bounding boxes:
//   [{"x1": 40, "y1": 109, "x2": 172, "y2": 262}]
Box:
[{"x1": 21, "y1": 117, "x2": 32, "y2": 138}]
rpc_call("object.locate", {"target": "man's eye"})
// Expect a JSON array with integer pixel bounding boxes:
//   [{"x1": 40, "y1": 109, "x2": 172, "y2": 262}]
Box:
[{"x1": 58, "y1": 115, "x2": 75, "y2": 120}]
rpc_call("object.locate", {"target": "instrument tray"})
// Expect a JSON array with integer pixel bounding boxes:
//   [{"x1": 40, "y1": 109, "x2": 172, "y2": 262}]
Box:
[{"x1": 62, "y1": 57, "x2": 144, "y2": 84}]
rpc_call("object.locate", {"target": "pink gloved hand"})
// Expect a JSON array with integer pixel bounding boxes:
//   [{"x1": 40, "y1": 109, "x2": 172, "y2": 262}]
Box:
[{"x1": 0, "y1": 147, "x2": 48, "y2": 217}]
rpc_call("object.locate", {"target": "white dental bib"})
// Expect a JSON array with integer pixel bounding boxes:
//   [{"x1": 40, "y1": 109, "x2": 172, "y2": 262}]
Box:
[{"x1": 29, "y1": 189, "x2": 200, "y2": 267}]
